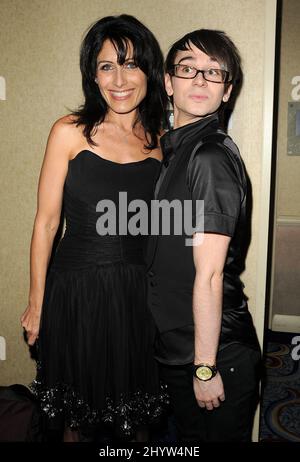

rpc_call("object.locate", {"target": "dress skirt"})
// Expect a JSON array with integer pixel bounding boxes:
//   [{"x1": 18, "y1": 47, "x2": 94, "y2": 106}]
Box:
[{"x1": 31, "y1": 261, "x2": 168, "y2": 438}]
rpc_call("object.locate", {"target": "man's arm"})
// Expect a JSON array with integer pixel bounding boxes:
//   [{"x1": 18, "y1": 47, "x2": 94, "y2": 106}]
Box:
[{"x1": 192, "y1": 232, "x2": 231, "y2": 410}]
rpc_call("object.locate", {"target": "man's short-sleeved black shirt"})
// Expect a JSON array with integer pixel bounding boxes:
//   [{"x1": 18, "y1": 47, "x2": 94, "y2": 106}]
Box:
[{"x1": 147, "y1": 113, "x2": 260, "y2": 365}]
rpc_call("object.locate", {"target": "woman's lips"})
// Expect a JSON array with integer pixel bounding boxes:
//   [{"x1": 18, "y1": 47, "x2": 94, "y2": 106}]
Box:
[{"x1": 109, "y1": 89, "x2": 134, "y2": 100}]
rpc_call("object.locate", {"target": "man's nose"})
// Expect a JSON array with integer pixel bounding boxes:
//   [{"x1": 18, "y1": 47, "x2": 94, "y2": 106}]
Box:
[{"x1": 193, "y1": 71, "x2": 207, "y2": 86}]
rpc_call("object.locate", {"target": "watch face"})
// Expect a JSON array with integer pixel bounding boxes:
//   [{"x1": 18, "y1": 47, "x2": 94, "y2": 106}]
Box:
[{"x1": 196, "y1": 366, "x2": 213, "y2": 381}]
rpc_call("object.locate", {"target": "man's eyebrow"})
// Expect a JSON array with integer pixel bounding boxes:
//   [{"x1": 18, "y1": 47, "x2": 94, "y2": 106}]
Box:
[
  {"x1": 177, "y1": 56, "x2": 195, "y2": 64},
  {"x1": 177, "y1": 56, "x2": 218, "y2": 64}
]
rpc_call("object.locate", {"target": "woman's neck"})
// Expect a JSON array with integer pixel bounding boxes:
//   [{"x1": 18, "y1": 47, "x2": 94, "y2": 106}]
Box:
[{"x1": 104, "y1": 109, "x2": 139, "y2": 133}]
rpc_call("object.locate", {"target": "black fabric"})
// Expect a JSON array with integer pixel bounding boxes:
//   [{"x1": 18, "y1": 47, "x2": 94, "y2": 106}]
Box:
[
  {"x1": 188, "y1": 139, "x2": 244, "y2": 236},
  {"x1": 0, "y1": 384, "x2": 43, "y2": 441},
  {"x1": 32, "y1": 152, "x2": 168, "y2": 438},
  {"x1": 146, "y1": 114, "x2": 260, "y2": 364},
  {"x1": 160, "y1": 344, "x2": 261, "y2": 442}
]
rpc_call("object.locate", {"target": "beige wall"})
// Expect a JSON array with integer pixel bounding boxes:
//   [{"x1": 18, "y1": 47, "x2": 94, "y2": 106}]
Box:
[
  {"x1": 0, "y1": 0, "x2": 274, "y2": 397},
  {"x1": 276, "y1": 0, "x2": 300, "y2": 217},
  {"x1": 270, "y1": 0, "x2": 300, "y2": 322}
]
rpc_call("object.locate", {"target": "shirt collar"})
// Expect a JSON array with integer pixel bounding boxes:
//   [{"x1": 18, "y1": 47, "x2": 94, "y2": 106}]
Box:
[{"x1": 161, "y1": 113, "x2": 219, "y2": 159}]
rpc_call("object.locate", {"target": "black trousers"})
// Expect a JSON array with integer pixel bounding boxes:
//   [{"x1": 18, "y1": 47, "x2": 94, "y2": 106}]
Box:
[{"x1": 160, "y1": 344, "x2": 261, "y2": 442}]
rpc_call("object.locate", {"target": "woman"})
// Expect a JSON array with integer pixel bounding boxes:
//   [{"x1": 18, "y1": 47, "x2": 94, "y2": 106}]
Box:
[{"x1": 21, "y1": 14, "x2": 168, "y2": 441}]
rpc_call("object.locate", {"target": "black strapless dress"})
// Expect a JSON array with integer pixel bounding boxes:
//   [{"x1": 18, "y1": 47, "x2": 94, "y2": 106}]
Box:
[{"x1": 31, "y1": 151, "x2": 167, "y2": 438}]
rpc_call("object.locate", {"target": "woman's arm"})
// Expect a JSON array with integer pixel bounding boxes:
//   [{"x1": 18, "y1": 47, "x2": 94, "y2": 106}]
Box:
[{"x1": 21, "y1": 117, "x2": 74, "y2": 345}]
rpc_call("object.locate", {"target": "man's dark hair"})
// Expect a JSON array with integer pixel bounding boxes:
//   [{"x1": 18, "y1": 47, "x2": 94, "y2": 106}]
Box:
[
  {"x1": 166, "y1": 29, "x2": 241, "y2": 86},
  {"x1": 165, "y1": 29, "x2": 242, "y2": 119}
]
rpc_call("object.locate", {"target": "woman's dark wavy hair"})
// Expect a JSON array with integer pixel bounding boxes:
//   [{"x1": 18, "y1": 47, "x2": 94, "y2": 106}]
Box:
[
  {"x1": 165, "y1": 29, "x2": 242, "y2": 110},
  {"x1": 72, "y1": 14, "x2": 167, "y2": 149}
]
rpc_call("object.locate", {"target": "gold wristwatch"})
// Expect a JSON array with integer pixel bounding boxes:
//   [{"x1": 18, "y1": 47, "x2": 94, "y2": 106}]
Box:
[{"x1": 193, "y1": 364, "x2": 218, "y2": 381}]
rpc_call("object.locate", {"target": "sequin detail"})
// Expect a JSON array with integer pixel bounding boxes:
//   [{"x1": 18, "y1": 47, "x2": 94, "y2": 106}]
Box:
[{"x1": 30, "y1": 377, "x2": 169, "y2": 437}]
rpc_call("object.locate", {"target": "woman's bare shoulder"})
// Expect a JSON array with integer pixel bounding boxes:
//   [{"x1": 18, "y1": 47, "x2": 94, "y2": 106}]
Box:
[
  {"x1": 48, "y1": 115, "x2": 83, "y2": 150},
  {"x1": 147, "y1": 132, "x2": 166, "y2": 161},
  {"x1": 148, "y1": 148, "x2": 162, "y2": 161},
  {"x1": 43, "y1": 115, "x2": 84, "y2": 162},
  {"x1": 148, "y1": 132, "x2": 166, "y2": 161},
  {"x1": 50, "y1": 114, "x2": 80, "y2": 136}
]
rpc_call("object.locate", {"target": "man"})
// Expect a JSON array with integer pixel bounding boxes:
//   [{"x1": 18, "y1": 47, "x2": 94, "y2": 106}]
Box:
[{"x1": 147, "y1": 29, "x2": 261, "y2": 442}]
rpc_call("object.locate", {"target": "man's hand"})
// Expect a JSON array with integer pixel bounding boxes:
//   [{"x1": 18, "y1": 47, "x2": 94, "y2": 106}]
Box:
[{"x1": 193, "y1": 372, "x2": 225, "y2": 411}]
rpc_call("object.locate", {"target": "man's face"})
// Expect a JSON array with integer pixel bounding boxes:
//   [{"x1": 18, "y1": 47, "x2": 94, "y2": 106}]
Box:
[{"x1": 165, "y1": 43, "x2": 232, "y2": 128}]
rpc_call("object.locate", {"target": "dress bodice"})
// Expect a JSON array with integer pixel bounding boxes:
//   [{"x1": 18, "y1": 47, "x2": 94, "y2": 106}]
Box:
[{"x1": 52, "y1": 150, "x2": 160, "y2": 270}]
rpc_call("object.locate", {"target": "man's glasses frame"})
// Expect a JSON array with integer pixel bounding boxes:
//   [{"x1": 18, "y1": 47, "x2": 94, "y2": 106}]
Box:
[{"x1": 169, "y1": 64, "x2": 231, "y2": 84}]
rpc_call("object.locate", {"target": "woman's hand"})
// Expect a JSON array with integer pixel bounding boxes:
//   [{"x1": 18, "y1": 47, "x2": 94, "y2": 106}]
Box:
[{"x1": 21, "y1": 304, "x2": 42, "y2": 346}]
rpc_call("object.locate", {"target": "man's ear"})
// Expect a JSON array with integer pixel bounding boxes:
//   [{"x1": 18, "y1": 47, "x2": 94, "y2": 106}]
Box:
[
  {"x1": 223, "y1": 83, "x2": 233, "y2": 103},
  {"x1": 165, "y1": 73, "x2": 174, "y2": 97}
]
